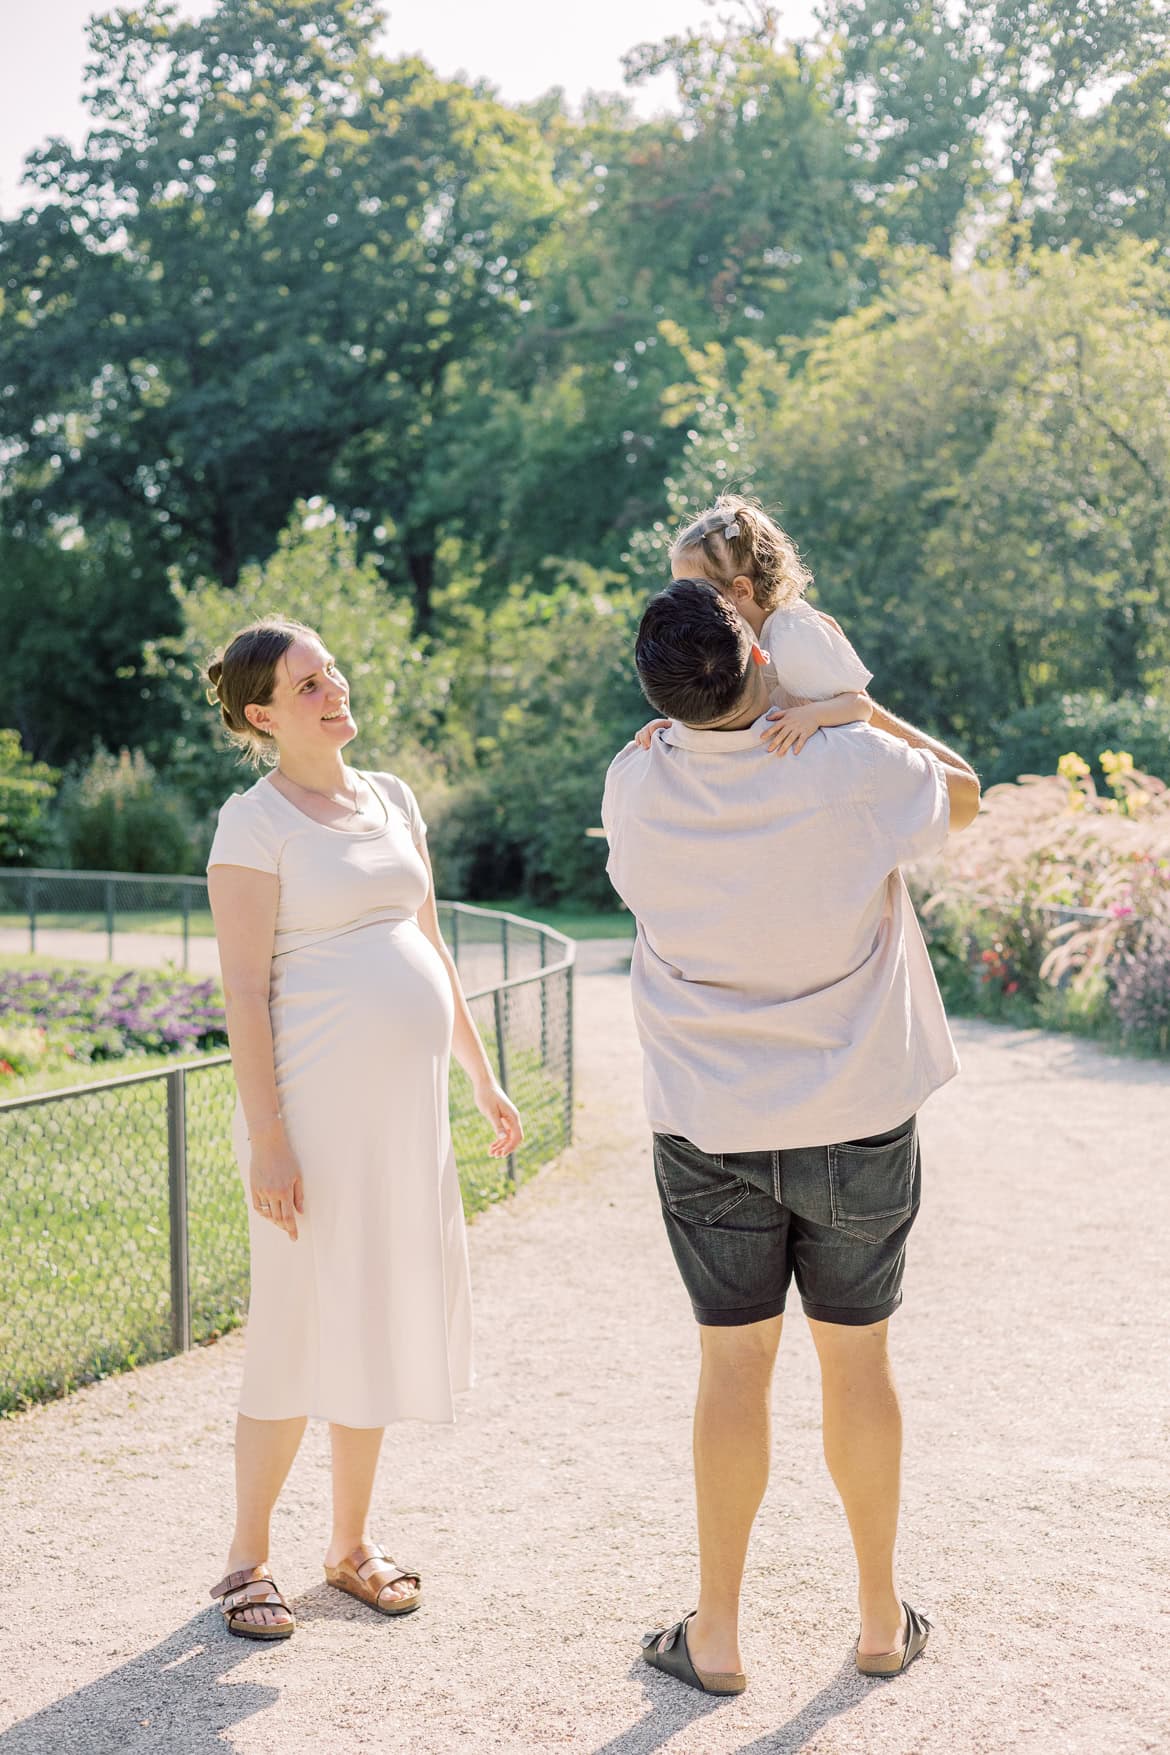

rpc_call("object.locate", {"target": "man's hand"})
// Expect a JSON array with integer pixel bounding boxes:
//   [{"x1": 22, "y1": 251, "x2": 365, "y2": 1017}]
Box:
[
  {"x1": 634, "y1": 718, "x2": 672, "y2": 751},
  {"x1": 761, "y1": 702, "x2": 823, "y2": 757}
]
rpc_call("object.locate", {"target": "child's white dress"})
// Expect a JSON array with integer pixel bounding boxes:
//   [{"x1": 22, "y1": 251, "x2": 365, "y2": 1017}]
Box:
[{"x1": 761, "y1": 599, "x2": 872, "y2": 706}]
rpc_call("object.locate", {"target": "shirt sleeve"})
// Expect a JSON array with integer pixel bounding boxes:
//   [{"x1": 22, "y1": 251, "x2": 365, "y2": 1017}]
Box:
[
  {"x1": 762, "y1": 604, "x2": 873, "y2": 702},
  {"x1": 206, "y1": 792, "x2": 281, "y2": 875},
  {"x1": 866, "y1": 732, "x2": 951, "y2": 868},
  {"x1": 373, "y1": 772, "x2": 427, "y2": 846}
]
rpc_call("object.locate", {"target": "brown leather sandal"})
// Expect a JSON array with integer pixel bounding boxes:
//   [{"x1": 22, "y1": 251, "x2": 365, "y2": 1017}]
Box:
[
  {"x1": 324, "y1": 1543, "x2": 421, "y2": 1616},
  {"x1": 210, "y1": 1565, "x2": 296, "y2": 1640},
  {"x1": 855, "y1": 1602, "x2": 931, "y2": 1676}
]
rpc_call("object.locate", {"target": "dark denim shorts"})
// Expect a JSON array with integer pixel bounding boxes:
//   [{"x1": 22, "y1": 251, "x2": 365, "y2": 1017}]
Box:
[{"x1": 652, "y1": 1117, "x2": 921, "y2": 1328}]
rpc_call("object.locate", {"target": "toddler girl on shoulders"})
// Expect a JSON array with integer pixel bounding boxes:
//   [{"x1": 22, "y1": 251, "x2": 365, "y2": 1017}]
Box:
[{"x1": 636, "y1": 493, "x2": 872, "y2": 756}]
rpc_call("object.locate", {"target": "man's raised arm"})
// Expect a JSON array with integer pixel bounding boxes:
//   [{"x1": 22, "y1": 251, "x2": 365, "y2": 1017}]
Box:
[{"x1": 868, "y1": 700, "x2": 981, "y2": 832}]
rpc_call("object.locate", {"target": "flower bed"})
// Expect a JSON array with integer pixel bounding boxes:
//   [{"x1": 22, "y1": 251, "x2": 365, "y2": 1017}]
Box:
[
  {"x1": 914, "y1": 753, "x2": 1170, "y2": 1054},
  {"x1": 0, "y1": 965, "x2": 227, "y2": 1085}
]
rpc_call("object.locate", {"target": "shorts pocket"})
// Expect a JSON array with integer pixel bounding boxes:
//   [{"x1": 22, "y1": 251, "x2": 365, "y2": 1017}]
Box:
[
  {"x1": 653, "y1": 1134, "x2": 747, "y2": 1226},
  {"x1": 828, "y1": 1121, "x2": 917, "y2": 1245}
]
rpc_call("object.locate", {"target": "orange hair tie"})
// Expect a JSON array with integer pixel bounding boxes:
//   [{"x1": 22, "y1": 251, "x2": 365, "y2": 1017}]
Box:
[{"x1": 751, "y1": 644, "x2": 770, "y2": 667}]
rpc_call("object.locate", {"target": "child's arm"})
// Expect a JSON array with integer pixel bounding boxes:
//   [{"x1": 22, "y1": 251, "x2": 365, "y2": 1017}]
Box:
[{"x1": 761, "y1": 691, "x2": 872, "y2": 757}]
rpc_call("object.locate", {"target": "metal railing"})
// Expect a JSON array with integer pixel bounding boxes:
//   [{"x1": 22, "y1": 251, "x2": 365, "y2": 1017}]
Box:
[
  {"x1": 0, "y1": 866, "x2": 211, "y2": 970},
  {"x1": 0, "y1": 900, "x2": 574, "y2": 1414}
]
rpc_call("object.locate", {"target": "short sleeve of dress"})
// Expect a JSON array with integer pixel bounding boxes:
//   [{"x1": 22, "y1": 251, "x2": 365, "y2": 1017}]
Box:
[
  {"x1": 371, "y1": 772, "x2": 428, "y2": 847},
  {"x1": 866, "y1": 732, "x2": 950, "y2": 869},
  {"x1": 762, "y1": 602, "x2": 873, "y2": 703},
  {"x1": 206, "y1": 791, "x2": 281, "y2": 875}
]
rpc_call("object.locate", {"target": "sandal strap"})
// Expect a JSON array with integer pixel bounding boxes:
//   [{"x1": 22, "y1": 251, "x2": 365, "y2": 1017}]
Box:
[
  {"x1": 210, "y1": 1564, "x2": 273, "y2": 1601},
  {"x1": 347, "y1": 1545, "x2": 419, "y2": 1594},
  {"x1": 640, "y1": 1612, "x2": 705, "y2": 1691},
  {"x1": 224, "y1": 1591, "x2": 290, "y2": 1623}
]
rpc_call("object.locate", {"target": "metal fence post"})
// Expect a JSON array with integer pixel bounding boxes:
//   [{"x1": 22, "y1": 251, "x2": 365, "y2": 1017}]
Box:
[
  {"x1": 539, "y1": 932, "x2": 549, "y2": 1066},
  {"x1": 563, "y1": 963, "x2": 575, "y2": 1146},
  {"x1": 166, "y1": 1068, "x2": 192, "y2": 1353},
  {"x1": 450, "y1": 905, "x2": 460, "y2": 971},
  {"x1": 501, "y1": 915, "x2": 510, "y2": 982},
  {"x1": 26, "y1": 875, "x2": 37, "y2": 955},
  {"x1": 492, "y1": 987, "x2": 517, "y2": 1188},
  {"x1": 181, "y1": 885, "x2": 191, "y2": 972},
  {"x1": 105, "y1": 878, "x2": 116, "y2": 962}
]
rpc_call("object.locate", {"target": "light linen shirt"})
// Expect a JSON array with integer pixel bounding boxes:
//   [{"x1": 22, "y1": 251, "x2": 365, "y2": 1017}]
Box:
[{"x1": 601, "y1": 718, "x2": 959, "y2": 1152}]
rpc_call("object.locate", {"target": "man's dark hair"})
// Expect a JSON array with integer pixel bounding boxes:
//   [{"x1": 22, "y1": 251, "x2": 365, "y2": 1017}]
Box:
[{"x1": 635, "y1": 578, "x2": 754, "y2": 725}]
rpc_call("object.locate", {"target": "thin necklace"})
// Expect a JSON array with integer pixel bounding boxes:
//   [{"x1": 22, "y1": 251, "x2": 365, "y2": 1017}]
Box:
[{"x1": 280, "y1": 766, "x2": 362, "y2": 819}]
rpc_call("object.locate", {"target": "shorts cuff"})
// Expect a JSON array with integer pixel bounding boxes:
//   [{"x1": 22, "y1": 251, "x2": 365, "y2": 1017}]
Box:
[
  {"x1": 801, "y1": 1290, "x2": 903, "y2": 1327},
  {"x1": 693, "y1": 1295, "x2": 788, "y2": 1328}
]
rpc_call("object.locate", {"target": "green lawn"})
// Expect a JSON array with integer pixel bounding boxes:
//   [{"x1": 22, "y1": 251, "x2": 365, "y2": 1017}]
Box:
[{"x1": 474, "y1": 898, "x2": 632, "y2": 941}]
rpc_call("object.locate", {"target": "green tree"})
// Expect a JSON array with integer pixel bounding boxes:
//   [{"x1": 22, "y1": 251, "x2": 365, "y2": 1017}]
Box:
[
  {"x1": 0, "y1": 523, "x2": 181, "y2": 766},
  {"x1": 141, "y1": 502, "x2": 452, "y2": 825},
  {"x1": 0, "y1": 0, "x2": 560, "y2": 623},
  {"x1": 738, "y1": 240, "x2": 1170, "y2": 749},
  {"x1": 821, "y1": 0, "x2": 1170, "y2": 252}
]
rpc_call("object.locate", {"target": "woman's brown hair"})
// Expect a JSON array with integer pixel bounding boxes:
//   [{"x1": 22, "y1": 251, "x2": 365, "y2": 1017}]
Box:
[
  {"x1": 204, "y1": 617, "x2": 319, "y2": 765},
  {"x1": 670, "y1": 492, "x2": 813, "y2": 614}
]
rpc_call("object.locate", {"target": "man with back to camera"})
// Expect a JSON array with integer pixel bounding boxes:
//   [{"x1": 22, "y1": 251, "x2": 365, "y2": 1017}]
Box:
[{"x1": 601, "y1": 577, "x2": 981, "y2": 1695}]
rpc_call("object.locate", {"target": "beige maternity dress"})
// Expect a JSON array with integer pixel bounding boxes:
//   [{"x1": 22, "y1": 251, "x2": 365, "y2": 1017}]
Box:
[{"x1": 206, "y1": 768, "x2": 473, "y2": 1427}]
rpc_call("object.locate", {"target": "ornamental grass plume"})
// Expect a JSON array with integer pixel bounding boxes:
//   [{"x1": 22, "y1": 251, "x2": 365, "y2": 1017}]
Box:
[{"x1": 919, "y1": 753, "x2": 1170, "y2": 998}]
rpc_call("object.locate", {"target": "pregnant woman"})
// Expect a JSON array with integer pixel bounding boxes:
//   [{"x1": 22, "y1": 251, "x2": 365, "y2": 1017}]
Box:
[{"x1": 204, "y1": 616, "x2": 522, "y2": 1640}]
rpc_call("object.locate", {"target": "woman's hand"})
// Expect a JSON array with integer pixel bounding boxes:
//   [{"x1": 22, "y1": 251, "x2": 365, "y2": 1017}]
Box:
[
  {"x1": 474, "y1": 1078, "x2": 524, "y2": 1159},
  {"x1": 634, "y1": 718, "x2": 672, "y2": 751},
  {"x1": 249, "y1": 1126, "x2": 305, "y2": 1240}
]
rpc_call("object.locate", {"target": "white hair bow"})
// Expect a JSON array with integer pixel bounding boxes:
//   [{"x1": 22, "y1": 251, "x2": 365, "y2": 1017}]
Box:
[{"x1": 723, "y1": 520, "x2": 741, "y2": 540}]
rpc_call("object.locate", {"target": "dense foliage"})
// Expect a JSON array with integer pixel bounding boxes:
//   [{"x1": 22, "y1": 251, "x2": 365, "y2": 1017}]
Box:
[{"x1": 1, "y1": 0, "x2": 1168, "y2": 900}]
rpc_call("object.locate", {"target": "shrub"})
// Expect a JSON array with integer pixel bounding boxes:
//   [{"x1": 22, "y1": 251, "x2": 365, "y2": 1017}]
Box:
[
  {"x1": 0, "y1": 730, "x2": 59, "y2": 866},
  {"x1": 54, "y1": 747, "x2": 199, "y2": 874},
  {"x1": 986, "y1": 694, "x2": 1170, "y2": 788},
  {"x1": 918, "y1": 750, "x2": 1170, "y2": 1046}
]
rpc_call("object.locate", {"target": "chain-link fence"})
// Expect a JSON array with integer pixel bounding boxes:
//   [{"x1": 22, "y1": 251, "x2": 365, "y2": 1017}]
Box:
[
  {"x1": 0, "y1": 902, "x2": 574, "y2": 1414},
  {"x1": 0, "y1": 867, "x2": 211, "y2": 969}
]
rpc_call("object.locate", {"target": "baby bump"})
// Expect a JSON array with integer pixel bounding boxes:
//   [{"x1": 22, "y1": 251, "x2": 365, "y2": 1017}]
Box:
[{"x1": 269, "y1": 919, "x2": 453, "y2": 1088}]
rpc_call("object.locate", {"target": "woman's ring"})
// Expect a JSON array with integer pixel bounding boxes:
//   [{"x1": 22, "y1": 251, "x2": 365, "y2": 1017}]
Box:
[{"x1": 259, "y1": 1201, "x2": 272, "y2": 1211}]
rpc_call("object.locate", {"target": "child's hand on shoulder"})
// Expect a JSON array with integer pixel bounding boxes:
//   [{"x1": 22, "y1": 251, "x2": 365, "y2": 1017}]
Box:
[
  {"x1": 634, "y1": 718, "x2": 672, "y2": 751},
  {"x1": 761, "y1": 702, "x2": 823, "y2": 757}
]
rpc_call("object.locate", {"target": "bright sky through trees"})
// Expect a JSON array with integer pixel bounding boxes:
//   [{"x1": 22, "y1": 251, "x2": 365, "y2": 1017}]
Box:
[{"x1": 0, "y1": 0, "x2": 822, "y2": 214}]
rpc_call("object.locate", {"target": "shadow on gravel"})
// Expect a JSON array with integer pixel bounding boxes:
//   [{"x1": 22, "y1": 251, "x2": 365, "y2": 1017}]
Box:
[
  {"x1": 0, "y1": 1612, "x2": 279, "y2": 1755},
  {"x1": 731, "y1": 1656, "x2": 881, "y2": 1753},
  {"x1": 586, "y1": 1654, "x2": 876, "y2": 1755},
  {"x1": 586, "y1": 1660, "x2": 727, "y2": 1755}
]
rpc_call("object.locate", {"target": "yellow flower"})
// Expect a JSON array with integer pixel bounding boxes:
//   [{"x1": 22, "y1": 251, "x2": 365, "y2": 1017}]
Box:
[{"x1": 1058, "y1": 751, "x2": 1091, "y2": 782}]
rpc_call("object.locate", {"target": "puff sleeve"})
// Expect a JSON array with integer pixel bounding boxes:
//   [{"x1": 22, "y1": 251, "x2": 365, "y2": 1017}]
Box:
[
  {"x1": 206, "y1": 791, "x2": 281, "y2": 875},
  {"x1": 761, "y1": 601, "x2": 873, "y2": 703}
]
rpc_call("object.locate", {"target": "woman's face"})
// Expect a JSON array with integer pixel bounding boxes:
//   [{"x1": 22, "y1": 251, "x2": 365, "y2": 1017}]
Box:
[{"x1": 245, "y1": 635, "x2": 357, "y2": 754}]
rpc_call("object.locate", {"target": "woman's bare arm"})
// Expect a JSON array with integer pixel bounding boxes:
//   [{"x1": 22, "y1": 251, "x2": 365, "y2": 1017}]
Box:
[
  {"x1": 208, "y1": 863, "x2": 303, "y2": 1237},
  {"x1": 413, "y1": 840, "x2": 524, "y2": 1159}
]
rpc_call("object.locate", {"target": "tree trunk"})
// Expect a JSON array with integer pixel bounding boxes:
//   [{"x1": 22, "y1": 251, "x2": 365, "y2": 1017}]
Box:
[
  {"x1": 210, "y1": 501, "x2": 240, "y2": 590},
  {"x1": 407, "y1": 544, "x2": 436, "y2": 629}
]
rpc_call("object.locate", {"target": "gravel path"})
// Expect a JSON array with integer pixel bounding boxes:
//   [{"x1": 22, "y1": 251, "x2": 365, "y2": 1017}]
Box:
[{"x1": 1, "y1": 945, "x2": 1167, "y2": 1754}]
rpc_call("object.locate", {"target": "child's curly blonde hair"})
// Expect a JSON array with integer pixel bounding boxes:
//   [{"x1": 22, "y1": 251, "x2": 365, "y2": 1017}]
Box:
[{"x1": 670, "y1": 493, "x2": 813, "y2": 614}]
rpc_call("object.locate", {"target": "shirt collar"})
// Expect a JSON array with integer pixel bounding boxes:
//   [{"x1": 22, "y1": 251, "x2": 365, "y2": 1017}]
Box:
[{"x1": 661, "y1": 714, "x2": 772, "y2": 753}]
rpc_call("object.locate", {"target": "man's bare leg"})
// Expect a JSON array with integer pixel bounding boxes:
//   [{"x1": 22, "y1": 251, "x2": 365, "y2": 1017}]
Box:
[
  {"x1": 808, "y1": 1316, "x2": 907, "y2": 1656},
  {"x1": 679, "y1": 1314, "x2": 783, "y2": 1677}
]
